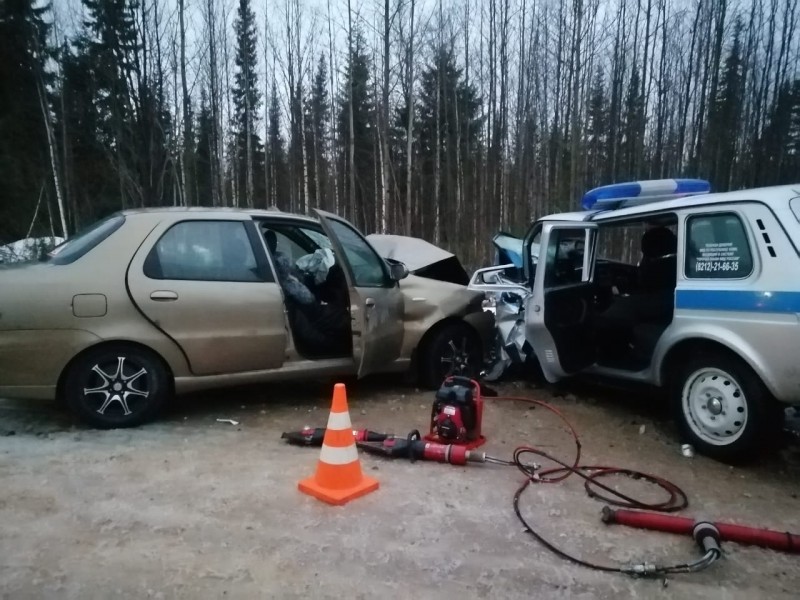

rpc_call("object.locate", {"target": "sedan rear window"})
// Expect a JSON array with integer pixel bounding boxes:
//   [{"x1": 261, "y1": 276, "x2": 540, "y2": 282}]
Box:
[
  {"x1": 144, "y1": 220, "x2": 264, "y2": 282},
  {"x1": 47, "y1": 214, "x2": 126, "y2": 265}
]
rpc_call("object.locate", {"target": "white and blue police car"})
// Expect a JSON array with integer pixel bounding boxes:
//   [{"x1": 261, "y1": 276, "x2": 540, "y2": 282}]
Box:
[{"x1": 472, "y1": 179, "x2": 800, "y2": 462}]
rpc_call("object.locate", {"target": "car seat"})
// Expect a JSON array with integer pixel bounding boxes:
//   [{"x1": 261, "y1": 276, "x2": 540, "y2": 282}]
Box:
[
  {"x1": 629, "y1": 226, "x2": 678, "y2": 365},
  {"x1": 638, "y1": 226, "x2": 677, "y2": 292}
]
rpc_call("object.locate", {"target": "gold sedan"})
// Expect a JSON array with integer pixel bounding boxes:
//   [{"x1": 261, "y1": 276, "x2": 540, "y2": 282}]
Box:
[{"x1": 0, "y1": 208, "x2": 493, "y2": 428}]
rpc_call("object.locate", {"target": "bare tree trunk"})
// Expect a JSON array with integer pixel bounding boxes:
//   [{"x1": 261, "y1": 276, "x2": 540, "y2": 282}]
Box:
[
  {"x1": 327, "y1": 0, "x2": 340, "y2": 214},
  {"x1": 179, "y1": 0, "x2": 193, "y2": 206},
  {"x1": 678, "y1": 1, "x2": 702, "y2": 171},
  {"x1": 347, "y1": 0, "x2": 356, "y2": 221},
  {"x1": 295, "y1": 0, "x2": 310, "y2": 214},
  {"x1": 453, "y1": 80, "x2": 463, "y2": 244},
  {"x1": 224, "y1": 10, "x2": 236, "y2": 208},
  {"x1": 498, "y1": 0, "x2": 509, "y2": 227},
  {"x1": 313, "y1": 111, "x2": 321, "y2": 209},
  {"x1": 245, "y1": 55, "x2": 254, "y2": 206},
  {"x1": 433, "y1": 0, "x2": 442, "y2": 245},
  {"x1": 264, "y1": 15, "x2": 275, "y2": 208},
  {"x1": 404, "y1": 0, "x2": 415, "y2": 236},
  {"x1": 380, "y1": 0, "x2": 391, "y2": 233},
  {"x1": 33, "y1": 35, "x2": 67, "y2": 237}
]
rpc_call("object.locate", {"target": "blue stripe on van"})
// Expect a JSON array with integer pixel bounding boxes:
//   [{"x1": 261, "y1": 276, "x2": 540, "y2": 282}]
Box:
[{"x1": 675, "y1": 289, "x2": 800, "y2": 313}]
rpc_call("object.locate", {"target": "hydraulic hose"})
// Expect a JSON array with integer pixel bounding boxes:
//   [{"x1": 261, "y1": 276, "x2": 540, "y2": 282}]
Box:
[{"x1": 485, "y1": 395, "x2": 716, "y2": 577}]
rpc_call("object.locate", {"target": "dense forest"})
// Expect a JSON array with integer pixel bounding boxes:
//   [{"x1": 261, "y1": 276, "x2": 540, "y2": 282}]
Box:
[{"x1": 1, "y1": 0, "x2": 798, "y2": 267}]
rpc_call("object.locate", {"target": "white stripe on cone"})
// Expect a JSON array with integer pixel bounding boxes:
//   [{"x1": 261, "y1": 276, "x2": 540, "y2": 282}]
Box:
[
  {"x1": 319, "y1": 443, "x2": 359, "y2": 466},
  {"x1": 326, "y1": 410, "x2": 353, "y2": 430}
]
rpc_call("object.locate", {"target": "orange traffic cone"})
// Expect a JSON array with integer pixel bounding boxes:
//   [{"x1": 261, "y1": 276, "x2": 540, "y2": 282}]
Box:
[{"x1": 298, "y1": 383, "x2": 379, "y2": 505}]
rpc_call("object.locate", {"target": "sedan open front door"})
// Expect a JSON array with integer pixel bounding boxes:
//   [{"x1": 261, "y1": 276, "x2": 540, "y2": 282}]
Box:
[
  {"x1": 314, "y1": 210, "x2": 404, "y2": 377},
  {"x1": 525, "y1": 222, "x2": 598, "y2": 382}
]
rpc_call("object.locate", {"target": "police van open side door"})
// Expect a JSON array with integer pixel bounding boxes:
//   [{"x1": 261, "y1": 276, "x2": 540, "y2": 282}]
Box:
[{"x1": 525, "y1": 222, "x2": 598, "y2": 382}]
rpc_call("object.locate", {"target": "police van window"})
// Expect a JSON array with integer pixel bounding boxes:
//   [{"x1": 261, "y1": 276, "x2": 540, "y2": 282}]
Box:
[
  {"x1": 685, "y1": 214, "x2": 753, "y2": 279},
  {"x1": 790, "y1": 197, "x2": 800, "y2": 224},
  {"x1": 544, "y1": 228, "x2": 587, "y2": 287}
]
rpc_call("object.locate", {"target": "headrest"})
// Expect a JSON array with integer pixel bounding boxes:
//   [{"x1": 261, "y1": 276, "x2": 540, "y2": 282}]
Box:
[
  {"x1": 641, "y1": 227, "x2": 677, "y2": 258},
  {"x1": 264, "y1": 229, "x2": 278, "y2": 253}
]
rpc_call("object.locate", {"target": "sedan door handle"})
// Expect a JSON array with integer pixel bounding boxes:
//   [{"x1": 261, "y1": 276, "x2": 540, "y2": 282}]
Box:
[
  {"x1": 365, "y1": 298, "x2": 376, "y2": 308},
  {"x1": 150, "y1": 290, "x2": 179, "y2": 301}
]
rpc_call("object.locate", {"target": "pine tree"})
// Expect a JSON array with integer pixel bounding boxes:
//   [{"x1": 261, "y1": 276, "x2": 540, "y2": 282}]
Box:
[
  {"x1": 416, "y1": 46, "x2": 482, "y2": 246},
  {"x1": 585, "y1": 67, "x2": 608, "y2": 189},
  {"x1": 57, "y1": 39, "x2": 112, "y2": 228},
  {"x1": 757, "y1": 79, "x2": 800, "y2": 185},
  {"x1": 620, "y1": 67, "x2": 645, "y2": 180},
  {"x1": 232, "y1": 0, "x2": 263, "y2": 207},
  {"x1": 305, "y1": 54, "x2": 331, "y2": 209},
  {"x1": 77, "y1": 0, "x2": 173, "y2": 210},
  {"x1": 704, "y1": 18, "x2": 744, "y2": 189},
  {"x1": 267, "y1": 85, "x2": 288, "y2": 209},
  {"x1": 196, "y1": 90, "x2": 215, "y2": 205},
  {"x1": 0, "y1": 0, "x2": 53, "y2": 242},
  {"x1": 81, "y1": 0, "x2": 137, "y2": 147},
  {"x1": 337, "y1": 28, "x2": 375, "y2": 231}
]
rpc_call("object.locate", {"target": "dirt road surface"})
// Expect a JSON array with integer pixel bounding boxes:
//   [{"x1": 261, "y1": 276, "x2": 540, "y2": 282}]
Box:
[{"x1": 1, "y1": 377, "x2": 799, "y2": 599}]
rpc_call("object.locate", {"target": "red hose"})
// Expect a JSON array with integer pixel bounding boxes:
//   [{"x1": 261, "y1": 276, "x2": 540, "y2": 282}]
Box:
[{"x1": 602, "y1": 507, "x2": 800, "y2": 553}]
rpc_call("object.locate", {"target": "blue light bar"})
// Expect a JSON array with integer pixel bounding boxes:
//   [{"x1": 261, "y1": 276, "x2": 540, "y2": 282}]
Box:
[{"x1": 581, "y1": 179, "x2": 711, "y2": 210}]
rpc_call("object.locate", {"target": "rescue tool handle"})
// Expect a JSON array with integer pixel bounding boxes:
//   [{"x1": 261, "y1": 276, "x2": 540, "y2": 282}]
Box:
[{"x1": 602, "y1": 506, "x2": 800, "y2": 553}]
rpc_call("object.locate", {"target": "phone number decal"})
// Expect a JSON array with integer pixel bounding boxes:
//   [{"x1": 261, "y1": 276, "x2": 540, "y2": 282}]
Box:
[{"x1": 695, "y1": 260, "x2": 739, "y2": 272}]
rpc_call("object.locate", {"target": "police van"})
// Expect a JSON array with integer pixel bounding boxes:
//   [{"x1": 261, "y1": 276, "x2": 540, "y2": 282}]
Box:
[{"x1": 471, "y1": 180, "x2": 800, "y2": 461}]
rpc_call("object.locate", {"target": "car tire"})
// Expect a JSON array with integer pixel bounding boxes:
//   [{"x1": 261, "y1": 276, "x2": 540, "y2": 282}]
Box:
[
  {"x1": 64, "y1": 344, "x2": 171, "y2": 429},
  {"x1": 419, "y1": 322, "x2": 482, "y2": 389},
  {"x1": 671, "y1": 351, "x2": 783, "y2": 463}
]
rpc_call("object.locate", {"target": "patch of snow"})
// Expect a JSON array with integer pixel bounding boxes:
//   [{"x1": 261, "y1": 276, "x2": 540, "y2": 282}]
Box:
[{"x1": 0, "y1": 236, "x2": 65, "y2": 264}]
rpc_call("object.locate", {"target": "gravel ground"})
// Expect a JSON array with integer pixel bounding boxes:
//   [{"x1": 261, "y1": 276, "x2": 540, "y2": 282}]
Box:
[{"x1": 1, "y1": 376, "x2": 799, "y2": 599}]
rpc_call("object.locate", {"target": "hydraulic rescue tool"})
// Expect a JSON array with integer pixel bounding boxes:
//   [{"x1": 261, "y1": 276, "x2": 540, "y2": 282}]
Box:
[
  {"x1": 282, "y1": 427, "x2": 486, "y2": 466},
  {"x1": 281, "y1": 427, "x2": 389, "y2": 446},
  {"x1": 282, "y1": 381, "x2": 757, "y2": 578},
  {"x1": 602, "y1": 506, "x2": 800, "y2": 553},
  {"x1": 356, "y1": 430, "x2": 486, "y2": 465}
]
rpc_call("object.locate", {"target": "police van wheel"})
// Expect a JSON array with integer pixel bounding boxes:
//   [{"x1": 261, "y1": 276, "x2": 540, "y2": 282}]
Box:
[{"x1": 672, "y1": 352, "x2": 782, "y2": 463}]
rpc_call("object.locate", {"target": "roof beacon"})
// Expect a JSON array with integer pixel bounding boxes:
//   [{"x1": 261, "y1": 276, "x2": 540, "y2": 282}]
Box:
[{"x1": 581, "y1": 179, "x2": 710, "y2": 211}]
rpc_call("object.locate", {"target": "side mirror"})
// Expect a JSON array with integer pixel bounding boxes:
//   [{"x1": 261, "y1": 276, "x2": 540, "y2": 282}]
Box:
[{"x1": 390, "y1": 261, "x2": 409, "y2": 281}]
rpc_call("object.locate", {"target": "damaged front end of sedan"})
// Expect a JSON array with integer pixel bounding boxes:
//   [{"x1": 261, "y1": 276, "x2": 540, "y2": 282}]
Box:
[
  {"x1": 467, "y1": 232, "x2": 538, "y2": 382},
  {"x1": 368, "y1": 231, "x2": 538, "y2": 383}
]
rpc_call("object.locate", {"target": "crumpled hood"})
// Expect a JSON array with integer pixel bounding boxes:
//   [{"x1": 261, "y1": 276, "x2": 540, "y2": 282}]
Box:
[{"x1": 367, "y1": 233, "x2": 470, "y2": 285}]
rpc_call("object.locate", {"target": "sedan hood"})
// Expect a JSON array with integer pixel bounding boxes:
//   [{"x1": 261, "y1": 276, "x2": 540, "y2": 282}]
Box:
[{"x1": 367, "y1": 233, "x2": 469, "y2": 285}]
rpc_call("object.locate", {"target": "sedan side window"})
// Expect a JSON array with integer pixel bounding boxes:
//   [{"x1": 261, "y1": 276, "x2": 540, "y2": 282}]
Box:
[
  {"x1": 144, "y1": 220, "x2": 263, "y2": 282},
  {"x1": 327, "y1": 220, "x2": 390, "y2": 287}
]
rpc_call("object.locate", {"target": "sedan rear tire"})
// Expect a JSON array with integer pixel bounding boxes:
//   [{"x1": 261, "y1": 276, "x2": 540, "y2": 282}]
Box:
[
  {"x1": 64, "y1": 344, "x2": 170, "y2": 428},
  {"x1": 419, "y1": 322, "x2": 482, "y2": 389}
]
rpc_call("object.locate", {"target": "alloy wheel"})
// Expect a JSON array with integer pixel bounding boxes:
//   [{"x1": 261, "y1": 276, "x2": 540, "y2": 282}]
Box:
[{"x1": 82, "y1": 356, "x2": 150, "y2": 417}]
